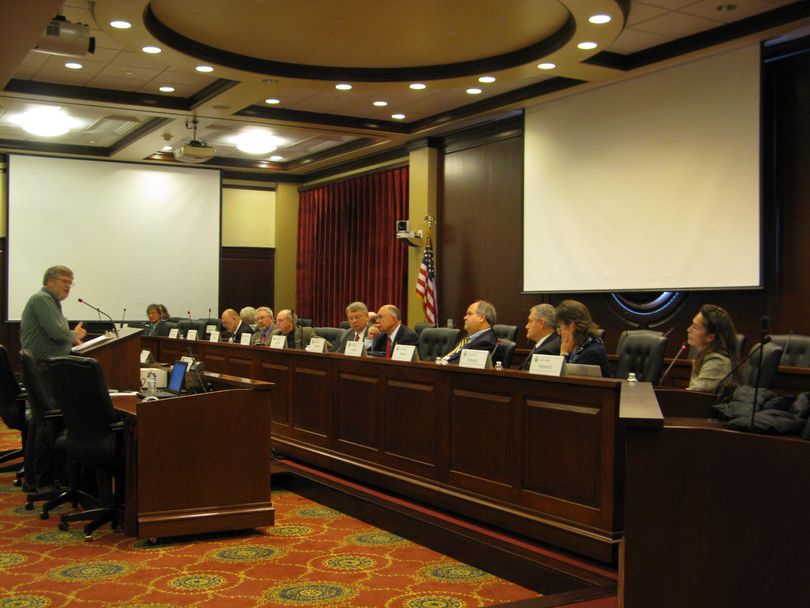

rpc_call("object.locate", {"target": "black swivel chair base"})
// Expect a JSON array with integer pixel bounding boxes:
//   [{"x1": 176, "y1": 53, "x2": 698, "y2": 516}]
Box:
[{"x1": 58, "y1": 502, "x2": 119, "y2": 541}]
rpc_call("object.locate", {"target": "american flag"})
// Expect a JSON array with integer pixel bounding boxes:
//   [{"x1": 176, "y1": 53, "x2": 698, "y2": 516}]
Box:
[{"x1": 416, "y1": 234, "x2": 437, "y2": 325}]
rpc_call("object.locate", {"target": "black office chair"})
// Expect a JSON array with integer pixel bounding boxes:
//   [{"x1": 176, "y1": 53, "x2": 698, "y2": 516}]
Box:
[
  {"x1": 199, "y1": 318, "x2": 223, "y2": 337},
  {"x1": 418, "y1": 328, "x2": 460, "y2": 361},
  {"x1": 744, "y1": 342, "x2": 783, "y2": 389},
  {"x1": 614, "y1": 330, "x2": 668, "y2": 384},
  {"x1": 414, "y1": 323, "x2": 434, "y2": 338},
  {"x1": 493, "y1": 339, "x2": 517, "y2": 368},
  {"x1": 339, "y1": 321, "x2": 350, "y2": 330},
  {"x1": 314, "y1": 327, "x2": 344, "y2": 345},
  {"x1": 0, "y1": 345, "x2": 27, "y2": 482},
  {"x1": 297, "y1": 318, "x2": 313, "y2": 327},
  {"x1": 770, "y1": 334, "x2": 810, "y2": 367},
  {"x1": 20, "y1": 349, "x2": 67, "y2": 510},
  {"x1": 493, "y1": 324, "x2": 518, "y2": 342},
  {"x1": 44, "y1": 356, "x2": 124, "y2": 540},
  {"x1": 163, "y1": 321, "x2": 179, "y2": 336}
]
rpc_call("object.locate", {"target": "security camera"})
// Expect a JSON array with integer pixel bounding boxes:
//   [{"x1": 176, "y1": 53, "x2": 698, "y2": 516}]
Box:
[{"x1": 33, "y1": 16, "x2": 96, "y2": 57}]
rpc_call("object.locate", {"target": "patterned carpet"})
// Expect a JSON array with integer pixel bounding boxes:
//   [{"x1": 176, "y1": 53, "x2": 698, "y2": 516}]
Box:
[{"x1": 0, "y1": 424, "x2": 540, "y2": 608}]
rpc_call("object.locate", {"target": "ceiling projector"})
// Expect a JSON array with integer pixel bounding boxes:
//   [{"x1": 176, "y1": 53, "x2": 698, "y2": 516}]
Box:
[
  {"x1": 33, "y1": 16, "x2": 95, "y2": 57},
  {"x1": 174, "y1": 140, "x2": 216, "y2": 163}
]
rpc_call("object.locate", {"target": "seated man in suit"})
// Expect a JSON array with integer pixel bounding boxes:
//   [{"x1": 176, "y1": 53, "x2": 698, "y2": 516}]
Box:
[
  {"x1": 221, "y1": 308, "x2": 254, "y2": 343},
  {"x1": 442, "y1": 300, "x2": 499, "y2": 364},
  {"x1": 372, "y1": 304, "x2": 419, "y2": 357},
  {"x1": 251, "y1": 306, "x2": 275, "y2": 346},
  {"x1": 337, "y1": 301, "x2": 380, "y2": 353},
  {"x1": 272, "y1": 309, "x2": 332, "y2": 350},
  {"x1": 520, "y1": 303, "x2": 561, "y2": 370},
  {"x1": 144, "y1": 303, "x2": 169, "y2": 337}
]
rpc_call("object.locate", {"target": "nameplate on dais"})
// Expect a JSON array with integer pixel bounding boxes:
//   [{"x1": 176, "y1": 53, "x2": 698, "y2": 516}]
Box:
[
  {"x1": 343, "y1": 341, "x2": 365, "y2": 357},
  {"x1": 459, "y1": 349, "x2": 492, "y2": 369},
  {"x1": 270, "y1": 335, "x2": 287, "y2": 349},
  {"x1": 392, "y1": 344, "x2": 418, "y2": 362},
  {"x1": 529, "y1": 354, "x2": 564, "y2": 376}
]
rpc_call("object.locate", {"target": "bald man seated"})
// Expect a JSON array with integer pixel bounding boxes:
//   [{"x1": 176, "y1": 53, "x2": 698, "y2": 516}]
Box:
[
  {"x1": 221, "y1": 308, "x2": 254, "y2": 343},
  {"x1": 371, "y1": 304, "x2": 419, "y2": 357},
  {"x1": 442, "y1": 300, "x2": 499, "y2": 364},
  {"x1": 271, "y1": 309, "x2": 333, "y2": 351}
]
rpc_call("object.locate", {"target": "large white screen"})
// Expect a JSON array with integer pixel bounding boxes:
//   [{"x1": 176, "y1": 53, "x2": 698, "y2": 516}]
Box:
[
  {"x1": 8, "y1": 155, "x2": 221, "y2": 322},
  {"x1": 523, "y1": 44, "x2": 761, "y2": 292}
]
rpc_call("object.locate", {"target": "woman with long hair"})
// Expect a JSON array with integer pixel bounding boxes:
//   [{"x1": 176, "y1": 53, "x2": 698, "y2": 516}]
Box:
[
  {"x1": 686, "y1": 304, "x2": 742, "y2": 392},
  {"x1": 555, "y1": 299, "x2": 612, "y2": 377}
]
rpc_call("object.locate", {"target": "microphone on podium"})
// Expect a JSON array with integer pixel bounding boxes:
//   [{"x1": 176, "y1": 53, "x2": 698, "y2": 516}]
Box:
[
  {"x1": 78, "y1": 298, "x2": 118, "y2": 337},
  {"x1": 659, "y1": 342, "x2": 688, "y2": 385},
  {"x1": 120, "y1": 307, "x2": 127, "y2": 329}
]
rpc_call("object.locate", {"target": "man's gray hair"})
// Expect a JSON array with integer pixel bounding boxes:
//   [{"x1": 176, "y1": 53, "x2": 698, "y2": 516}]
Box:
[
  {"x1": 530, "y1": 303, "x2": 556, "y2": 328},
  {"x1": 346, "y1": 301, "x2": 368, "y2": 315},
  {"x1": 257, "y1": 306, "x2": 274, "y2": 317},
  {"x1": 475, "y1": 300, "x2": 497, "y2": 327},
  {"x1": 382, "y1": 304, "x2": 402, "y2": 321},
  {"x1": 43, "y1": 265, "x2": 73, "y2": 285}
]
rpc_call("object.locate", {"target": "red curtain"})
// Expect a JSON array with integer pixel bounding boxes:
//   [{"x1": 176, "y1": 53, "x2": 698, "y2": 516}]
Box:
[{"x1": 296, "y1": 166, "x2": 409, "y2": 326}]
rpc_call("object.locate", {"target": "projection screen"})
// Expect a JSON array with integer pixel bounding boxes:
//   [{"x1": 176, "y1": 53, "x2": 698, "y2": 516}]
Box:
[
  {"x1": 8, "y1": 155, "x2": 221, "y2": 322},
  {"x1": 523, "y1": 43, "x2": 761, "y2": 292}
]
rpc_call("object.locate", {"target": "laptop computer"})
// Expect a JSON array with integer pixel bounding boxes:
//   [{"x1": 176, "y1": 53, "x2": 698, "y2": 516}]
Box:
[
  {"x1": 562, "y1": 362, "x2": 603, "y2": 378},
  {"x1": 139, "y1": 361, "x2": 188, "y2": 399}
]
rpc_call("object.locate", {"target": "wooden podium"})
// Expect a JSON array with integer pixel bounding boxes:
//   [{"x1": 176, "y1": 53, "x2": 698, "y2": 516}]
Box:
[{"x1": 72, "y1": 326, "x2": 143, "y2": 389}]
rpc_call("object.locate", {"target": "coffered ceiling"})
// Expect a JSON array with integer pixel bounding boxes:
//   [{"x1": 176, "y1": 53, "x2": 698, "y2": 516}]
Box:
[{"x1": 0, "y1": 0, "x2": 807, "y2": 180}]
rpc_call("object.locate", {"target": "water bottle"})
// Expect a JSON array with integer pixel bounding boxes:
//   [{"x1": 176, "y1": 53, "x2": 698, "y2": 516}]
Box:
[
  {"x1": 627, "y1": 372, "x2": 639, "y2": 383},
  {"x1": 495, "y1": 361, "x2": 503, "y2": 371},
  {"x1": 147, "y1": 370, "x2": 157, "y2": 395}
]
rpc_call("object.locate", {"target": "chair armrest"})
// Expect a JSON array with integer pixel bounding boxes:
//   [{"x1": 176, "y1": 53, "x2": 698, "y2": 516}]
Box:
[
  {"x1": 110, "y1": 421, "x2": 125, "y2": 432},
  {"x1": 44, "y1": 410, "x2": 63, "y2": 420}
]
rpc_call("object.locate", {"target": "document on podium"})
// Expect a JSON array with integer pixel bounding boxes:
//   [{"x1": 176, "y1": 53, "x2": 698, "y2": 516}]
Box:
[{"x1": 72, "y1": 334, "x2": 112, "y2": 353}]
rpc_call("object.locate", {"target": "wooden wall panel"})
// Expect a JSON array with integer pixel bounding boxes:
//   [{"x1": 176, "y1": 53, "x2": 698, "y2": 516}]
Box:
[
  {"x1": 335, "y1": 372, "x2": 380, "y2": 451},
  {"x1": 291, "y1": 366, "x2": 330, "y2": 441},
  {"x1": 382, "y1": 379, "x2": 437, "y2": 468},
  {"x1": 449, "y1": 388, "x2": 514, "y2": 487},
  {"x1": 219, "y1": 247, "x2": 275, "y2": 313},
  {"x1": 524, "y1": 400, "x2": 602, "y2": 507},
  {"x1": 260, "y1": 360, "x2": 290, "y2": 426}
]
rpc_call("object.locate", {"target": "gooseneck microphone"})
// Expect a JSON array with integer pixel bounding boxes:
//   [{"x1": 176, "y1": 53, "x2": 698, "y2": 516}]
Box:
[
  {"x1": 187, "y1": 346, "x2": 209, "y2": 393},
  {"x1": 187, "y1": 310, "x2": 193, "y2": 319},
  {"x1": 78, "y1": 298, "x2": 118, "y2": 337},
  {"x1": 120, "y1": 307, "x2": 127, "y2": 329},
  {"x1": 658, "y1": 342, "x2": 688, "y2": 386},
  {"x1": 749, "y1": 315, "x2": 771, "y2": 431}
]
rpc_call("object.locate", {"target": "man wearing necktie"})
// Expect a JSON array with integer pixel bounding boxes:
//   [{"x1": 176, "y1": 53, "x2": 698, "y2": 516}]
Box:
[
  {"x1": 520, "y1": 303, "x2": 561, "y2": 370},
  {"x1": 251, "y1": 306, "x2": 275, "y2": 346},
  {"x1": 372, "y1": 304, "x2": 419, "y2": 357},
  {"x1": 442, "y1": 300, "x2": 499, "y2": 364},
  {"x1": 336, "y1": 301, "x2": 380, "y2": 353}
]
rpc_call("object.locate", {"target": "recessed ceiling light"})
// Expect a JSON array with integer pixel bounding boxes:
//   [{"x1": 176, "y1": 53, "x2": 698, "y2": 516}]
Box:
[
  {"x1": 478, "y1": 76, "x2": 496, "y2": 83},
  {"x1": 716, "y1": 4, "x2": 737, "y2": 12},
  {"x1": 195, "y1": 65, "x2": 214, "y2": 73},
  {"x1": 409, "y1": 83, "x2": 426, "y2": 90},
  {"x1": 270, "y1": 155, "x2": 284, "y2": 161},
  {"x1": 159, "y1": 86, "x2": 175, "y2": 92},
  {"x1": 335, "y1": 83, "x2": 352, "y2": 90},
  {"x1": 162, "y1": 145, "x2": 173, "y2": 152},
  {"x1": 577, "y1": 41, "x2": 598, "y2": 50},
  {"x1": 65, "y1": 62, "x2": 83, "y2": 69},
  {"x1": 589, "y1": 14, "x2": 612, "y2": 24},
  {"x1": 265, "y1": 98, "x2": 280, "y2": 104},
  {"x1": 110, "y1": 20, "x2": 131, "y2": 29},
  {"x1": 142, "y1": 46, "x2": 161, "y2": 54},
  {"x1": 392, "y1": 113, "x2": 406, "y2": 120},
  {"x1": 373, "y1": 101, "x2": 388, "y2": 107},
  {"x1": 538, "y1": 62, "x2": 556, "y2": 70},
  {"x1": 466, "y1": 88, "x2": 482, "y2": 95}
]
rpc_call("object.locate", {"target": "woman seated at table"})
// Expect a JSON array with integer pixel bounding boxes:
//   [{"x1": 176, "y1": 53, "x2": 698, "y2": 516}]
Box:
[
  {"x1": 555, "y1": 299, "x2": 612, "y2": 377},
  {"x1": 686, "y1": 304, "x2": 741, "y2": 393},
  {"x1": 144, "y1": 303, "x2": 169, "y2": 337}
]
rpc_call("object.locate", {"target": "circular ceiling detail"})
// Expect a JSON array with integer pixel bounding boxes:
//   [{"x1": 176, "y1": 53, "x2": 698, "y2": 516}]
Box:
[{"x1": 145, "y1": 0, "x2": 575, "y2": 81}]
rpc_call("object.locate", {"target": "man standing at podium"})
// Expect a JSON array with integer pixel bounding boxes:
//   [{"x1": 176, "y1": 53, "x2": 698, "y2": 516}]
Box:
[
  {"x1": 21, "y1": 265, "x2": 86, "y2": 361},
  {"x1": 20, "y1": 265, "x2": 87, "y2": 494}
]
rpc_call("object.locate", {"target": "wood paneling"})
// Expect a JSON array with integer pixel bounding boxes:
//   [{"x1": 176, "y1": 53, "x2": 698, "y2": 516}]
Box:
[
  {"x1": 219, "y1": 246, "x2": 275, "y2": 313},
  {"x1": 142, "y1": 336, "x2": 625, "y2": 562}
]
